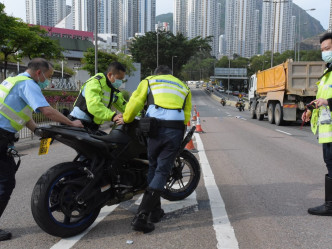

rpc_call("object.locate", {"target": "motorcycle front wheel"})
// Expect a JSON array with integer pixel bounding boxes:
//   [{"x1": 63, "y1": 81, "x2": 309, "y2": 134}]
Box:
[
  {"x1": 162, "y1": 150, "x2": 201, "y2": 201},
  {"x1": 31, "y1": 162, "x2": 101, "y2": 238}
]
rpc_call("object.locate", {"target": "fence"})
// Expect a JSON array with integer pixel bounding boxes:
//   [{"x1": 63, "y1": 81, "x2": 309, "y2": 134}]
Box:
[{"x1": 19, "y1": 102, "x2": 74, "y2": 139}]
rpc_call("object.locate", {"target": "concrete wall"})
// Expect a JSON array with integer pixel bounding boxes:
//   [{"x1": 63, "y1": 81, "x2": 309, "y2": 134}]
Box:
[{"x1": 121, "y1": 62, "x2": 141, "y2": 94}]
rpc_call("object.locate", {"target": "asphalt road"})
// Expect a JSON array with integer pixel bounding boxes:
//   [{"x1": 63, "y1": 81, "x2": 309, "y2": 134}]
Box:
[
  {"x1": 1, "y1": 86, "x2": 330, "y2": 249},
  {"x1": 191, "y1": 87, "x2": 331, "y2": 249}
]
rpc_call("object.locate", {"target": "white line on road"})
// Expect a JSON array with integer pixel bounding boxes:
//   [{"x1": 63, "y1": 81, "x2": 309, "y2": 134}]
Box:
[
  {"x1": 194, "y1": 133, "x2": 239, "y2": 249},
  {"x1": 275, "y1": 129, "x2": 292, "y2": 136},
  {"x1": 50, "y1": 204, "x2": 119, "y2": 249}
]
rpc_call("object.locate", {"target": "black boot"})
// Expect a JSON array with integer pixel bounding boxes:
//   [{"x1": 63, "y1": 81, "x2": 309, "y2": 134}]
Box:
[
  {"x1": 0, "y1": 229, "x2": 11, "y2": 241},
  {"x1": 149, "y1": 197, "x2": 165, "y2": 223},
  {"x1": 308, "y1": 174, "x2": 332, "y2": 216},
  {"x1": 131, "y1": 189, "x2": 160, "y2": 233}
]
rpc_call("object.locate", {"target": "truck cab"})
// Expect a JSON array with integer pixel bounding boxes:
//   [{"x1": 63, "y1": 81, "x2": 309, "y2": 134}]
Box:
[{"x1": 248, "y1": 74, "x2": 257, "y2": 103}]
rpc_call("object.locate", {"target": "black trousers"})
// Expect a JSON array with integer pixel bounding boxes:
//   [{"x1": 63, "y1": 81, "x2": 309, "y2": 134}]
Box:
[
  {"x1": 0, "y1": 133, "x2": 18, "y2": 218},
  {"x1": 323, "y1": 143, "x2": 332, "y2": 177}
]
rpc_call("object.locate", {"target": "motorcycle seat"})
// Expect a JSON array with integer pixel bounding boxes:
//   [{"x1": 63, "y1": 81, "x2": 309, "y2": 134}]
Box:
[{"x1": 90, "y1": 129, "x2": 131, "y2": 144}]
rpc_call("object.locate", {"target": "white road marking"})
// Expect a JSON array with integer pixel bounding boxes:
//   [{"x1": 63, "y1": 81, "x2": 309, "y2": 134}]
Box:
[
  {"x1": 50, "y1": 204, "x2": 119, "y2": 249},
  {"x1": 275, "y1": 129, "x2": 292, "y2": 136},
  {"x1": 194, "y1": 133, "x2": 239, "y2": 249}
]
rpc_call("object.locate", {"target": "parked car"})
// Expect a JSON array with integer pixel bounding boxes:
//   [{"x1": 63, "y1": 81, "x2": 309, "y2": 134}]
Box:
[
  {"x1": 233, "y1": 91, "x2": 240, "y2": 96},
  {"x1": 225, "y1": 90, "x2": 233, "y2": 94}
]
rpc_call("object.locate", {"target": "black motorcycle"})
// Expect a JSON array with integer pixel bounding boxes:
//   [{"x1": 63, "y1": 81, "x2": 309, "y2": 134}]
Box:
[
  {"x1": 236, "y1": 99, "x2": 245, "y2": 111},
  {"x1": 220, "y1": 98, "x2": 226, "y2": 106},
  {"x1": 31, "y1": 120, "x2": 200, "y2": 238}
]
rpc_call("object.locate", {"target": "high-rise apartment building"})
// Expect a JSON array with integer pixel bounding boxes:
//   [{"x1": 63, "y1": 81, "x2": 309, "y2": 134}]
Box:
[
  {"x1": 99, "y1": 0, "x2": 119, "y2": 35},
  {"x1": 138, "y1": 0, "x2": 156, "y2": 33},
  {"x1": 26, "y1": 0, "x2": 67, "y2": 26},
  {"x1": 71, "y1": 0, "x2": 154, "y2": 51},
  {"x1": 173, "y1": 0, "x2": 220, "y2": 56},
  {"x1": 72, "y1": 0, "x2": 90, "y2": 31},
  {"x1": 261, "y1": 0, "x2": 295, "y2": 54},
  {"x1": 224, "y1": 0, "x2": 259, "y2": 58},
  {"x1": 174, "y1": 0, "x2": 188, "y2": 36}
]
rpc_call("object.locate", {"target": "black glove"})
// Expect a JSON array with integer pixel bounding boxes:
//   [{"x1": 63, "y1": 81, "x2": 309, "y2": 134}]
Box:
[{"x1": 34, "y1": 128, "x2": 44, "y2": 137}]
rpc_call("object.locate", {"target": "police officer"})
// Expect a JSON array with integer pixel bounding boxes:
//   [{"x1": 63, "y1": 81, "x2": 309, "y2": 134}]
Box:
[
  {"x1": 0, "y1": 58, "x2": 83, "y2": 240},
  {"x1": 69, "y1": 62, "x2": 127, "y2": 131},
  {"x1": 302, "y1": 32, "x2": 332, "y2": 216},
  {"x1": 123, "y1": 65, "x2": 192, "y2": 233}
]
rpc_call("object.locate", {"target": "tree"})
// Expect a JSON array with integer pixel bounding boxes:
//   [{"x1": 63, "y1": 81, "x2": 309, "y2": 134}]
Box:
[
  {"x1": 181, "y1": 50, "x2": 215, "y2": 81},
  {"x1": 81, "y1": 48, "x2": 136, "y2": 76},
  {"x1": 20, "y1": 25, "x2": 63, "y2": 60},
  {"x1": 0, "y1": 3, "x2": 63, "y2": 78},
  {"x1": 129, "y1": 31, "x2": 212, "y2": 78}
]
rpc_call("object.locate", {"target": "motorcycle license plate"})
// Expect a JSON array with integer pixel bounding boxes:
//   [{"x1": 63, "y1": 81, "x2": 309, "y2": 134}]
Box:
[{"x1": 38, "y1": 138, "x2": 52, "y2": 155}]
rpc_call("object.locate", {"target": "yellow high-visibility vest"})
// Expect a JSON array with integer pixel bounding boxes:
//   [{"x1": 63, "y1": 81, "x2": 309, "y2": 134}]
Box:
[
  {"x1": 311, "y1": 69, "x2": 332, "y2": 143},
  {"x1": 146, "y1": 75, "x2": 190, "y2": 110},
  {"x1": 0, "y1": 76, "x2": 33, "y2": 131}
]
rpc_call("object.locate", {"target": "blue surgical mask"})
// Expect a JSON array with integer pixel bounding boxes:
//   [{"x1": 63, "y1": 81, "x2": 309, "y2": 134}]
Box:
[
  {"x1": 112, "y1": 79, "x2": 122, "y2": 89},
  {"x1": 38, "y1": 72, "x2": 50, "y2": 89},
  {"x1": 322, "y1": 51, "x2": 332, "y2": 63}
]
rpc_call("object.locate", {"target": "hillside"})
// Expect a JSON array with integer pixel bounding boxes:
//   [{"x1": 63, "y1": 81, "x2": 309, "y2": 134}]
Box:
[{"x1": 156, "y1": 13, "x2": 173, "y2": 32}]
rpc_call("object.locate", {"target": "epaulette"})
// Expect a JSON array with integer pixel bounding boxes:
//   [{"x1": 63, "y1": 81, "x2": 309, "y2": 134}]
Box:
[{"x1": 94, "y1": 75, "x2": 103, "y2": 80}]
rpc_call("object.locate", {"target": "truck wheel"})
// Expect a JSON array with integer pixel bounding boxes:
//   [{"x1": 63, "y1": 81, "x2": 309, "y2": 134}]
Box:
[
  {"x1": 250, "y1": 104, "x2": 257, "y2": 119},
  {"x1": 274, "y1": 103, "x2": 284, "y2": 126},
  {"x1": 256, "y1": 103, "x2": 264, "y2": 121},
  {"x1": 268, "y1": 103, "x2": 275, "y2": 124}
]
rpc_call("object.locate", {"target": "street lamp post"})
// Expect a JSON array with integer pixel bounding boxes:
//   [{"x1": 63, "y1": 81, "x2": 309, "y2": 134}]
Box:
[
  {"x1": 298, "y1": 8, "x2": 315, "y2": 61},
  {"x1": 156, "y1": 30, "x2": 159, "y2": 68},
  {"x1": 172, "y1": 56, "x2": 177, "y2": 75},
  {"x1": 94, "y1": 0, "x2": 98, "y2": 74},
  {"x1": 228, "y1": 58, "x2": 230, "y2": 96}
]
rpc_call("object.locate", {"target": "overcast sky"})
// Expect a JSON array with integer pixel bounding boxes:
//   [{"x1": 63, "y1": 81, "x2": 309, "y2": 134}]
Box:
[{"x1": 1, "y1": 0, "x2": 329, "y2": 30}]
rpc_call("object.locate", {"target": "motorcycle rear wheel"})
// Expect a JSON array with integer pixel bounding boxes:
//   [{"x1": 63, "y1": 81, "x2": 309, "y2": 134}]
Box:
[
  {"x1": 31, "y1": 162, "x2": 101, "y2": 238},
  {"x1": 162, "y1": 150, "x2": 201, "y2": 201}
]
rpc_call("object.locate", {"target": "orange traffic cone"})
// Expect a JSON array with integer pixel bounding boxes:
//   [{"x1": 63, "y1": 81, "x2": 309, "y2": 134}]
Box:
[
  {"x1": 192, "y1": 105, "x2": 197, "y2": 121},
  {"x1": 195, "y1": 112, "x2": 204, "y2": 133},
  {"x1": 185, "y1": 121, "x2": 198, "y2": 152}
]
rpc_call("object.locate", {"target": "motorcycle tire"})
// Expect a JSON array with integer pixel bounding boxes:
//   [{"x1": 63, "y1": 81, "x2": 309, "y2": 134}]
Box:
[
  {"x1": 162, "y1": 150, "x2": 201, "y2": 201},
  {"x1": 31, "y1": 162, "x2": 101, "y2": 238}
]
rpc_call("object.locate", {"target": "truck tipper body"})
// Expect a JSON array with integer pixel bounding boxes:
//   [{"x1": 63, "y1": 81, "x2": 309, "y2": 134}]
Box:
[{"x1": 248, "y1": 60, "x2": 326, "y2": 125}]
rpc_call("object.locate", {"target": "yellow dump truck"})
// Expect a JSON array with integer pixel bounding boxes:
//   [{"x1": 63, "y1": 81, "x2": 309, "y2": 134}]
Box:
[{"x1": 248, "y1": 60, "x2": 325, "y2": 125}]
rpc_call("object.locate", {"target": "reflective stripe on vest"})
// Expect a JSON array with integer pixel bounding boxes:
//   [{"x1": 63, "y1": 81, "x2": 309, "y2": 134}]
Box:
[
  {"x1": 148, "y1": 76, "x2": 189, "y2": 109},
  {"x1": 0, "y1": 76, "x2": 33, "y2": 131}
]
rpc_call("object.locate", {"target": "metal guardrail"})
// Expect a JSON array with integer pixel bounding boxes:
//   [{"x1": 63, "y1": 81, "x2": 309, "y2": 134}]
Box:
[{"x1": 19, "y1": 102, "x2": 73, "y2": 139}]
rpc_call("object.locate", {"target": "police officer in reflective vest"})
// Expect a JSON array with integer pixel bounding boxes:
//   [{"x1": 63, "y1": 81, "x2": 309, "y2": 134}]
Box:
[
  {"x1": 302, "y1": 32, "x2": 332, "y2": 216},
  {"x1": 123, "y1": 65, "x2": 192, "y2": 233},
  {"x1": 69, "y1": 62, "x2": 127, "y2": 131},
  {"x1": 0, "y1": 58, "x2": 83, "y2": 240}
]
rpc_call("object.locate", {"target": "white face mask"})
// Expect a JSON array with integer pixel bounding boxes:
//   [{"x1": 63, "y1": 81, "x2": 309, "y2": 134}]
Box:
[{"x1": 322, "y1": 51, "x2": 332, "y2": 63}]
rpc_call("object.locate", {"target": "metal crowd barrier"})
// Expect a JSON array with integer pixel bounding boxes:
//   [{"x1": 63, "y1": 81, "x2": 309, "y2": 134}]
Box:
[{"x1": 19, "y1": 102, "x2": 73, "y2": 139}]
